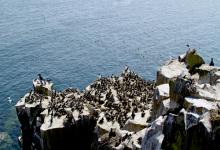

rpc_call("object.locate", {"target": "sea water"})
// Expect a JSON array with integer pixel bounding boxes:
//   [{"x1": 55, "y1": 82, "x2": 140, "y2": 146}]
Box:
[{"x1": 0, "y1": 0, "x2": 220, "y2": 149}]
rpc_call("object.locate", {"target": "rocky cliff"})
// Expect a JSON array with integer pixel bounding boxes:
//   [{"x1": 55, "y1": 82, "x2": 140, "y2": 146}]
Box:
[
  {"x1": 16, "y1": 49, "x2": 220, "y2": 150},
  {"x1": 146, "y1": 49, "x2": 220, "y2": 150}
]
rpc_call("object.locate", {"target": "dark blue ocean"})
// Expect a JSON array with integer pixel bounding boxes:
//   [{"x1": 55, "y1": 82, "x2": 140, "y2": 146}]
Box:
[{"x1": 0, "y1": 0, "x2": 220, "y2": 149}]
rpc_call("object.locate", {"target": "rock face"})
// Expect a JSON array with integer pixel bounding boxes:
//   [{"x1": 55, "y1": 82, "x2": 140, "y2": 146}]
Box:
[
  {"x1": 149, "y1": 49, "x2": 220, "y2": 150},
  {"x1": 16, "y1": 69, "x2": 155, "y2": 150},
  {"x1": 16, "y1": 48, "x2": 220, "y2": 150}
]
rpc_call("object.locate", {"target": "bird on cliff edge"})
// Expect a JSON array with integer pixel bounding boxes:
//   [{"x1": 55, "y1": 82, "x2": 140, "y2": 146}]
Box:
[{"x1": 210, "y1": 58, "x2": 214, "y2": 66}]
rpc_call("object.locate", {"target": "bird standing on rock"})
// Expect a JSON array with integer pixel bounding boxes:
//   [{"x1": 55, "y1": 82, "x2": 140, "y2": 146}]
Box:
[
  {"x1": 131, "y1": 111, "x2": 135, "y2": 119},
  {"x1": 210, "y1": 58, "x2": 214, "y2": 66}
]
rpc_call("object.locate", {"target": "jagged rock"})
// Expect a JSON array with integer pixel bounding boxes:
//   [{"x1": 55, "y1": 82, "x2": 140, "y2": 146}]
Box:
[
  {"x1": 161, "y1": 113, "x2": 185, "y2": 150},
  {"x1": 169, "y1": 78, "x2": 195, "y2": 106},
  {"x1": 142, "y1": 116, "x2": 166, "y2": 150},
  {"x1": 193, "y1": 83, "x2": 220, "y2": 101},
  {"x1": 200, "y1": 112, "x2": 212, "y2": 133},
  {"x1": 16, "y1": 49, "x2": 220, "y2": 150},
  {"x1": 196, "y1": 64, "x2": 220, "y2": 85},
  {"x1": 184, "y1": 97, "x2": 218, "y2": 115},
  {"x1": 16, "y1": 69, "x2": 156, "y2": 150},
  {"x1": 161, "y1": 99, "x2": 178, "y2": 115},
  {"x1": 184, "y1": 112, "x2": 200, "y2": 130},
  {"x1": 152, "y1": 84, "x2": 173, "y2": 120},
  {"x1": 149, "y1": 50, "x2": 220, "y2": 150},
  {"x1": 152, "y1": 98, "x2": 179, "y2": 120},
  {"x1": 162, "y1": 110, "x2": 211, "y2": 150},
  {"x1": 156, "y1": 60, "x2": 190, "y2": 85},
  {"x1": 154, "y1": 84, "x2": 170, "y2": 102},
  {"x1": 212, "y1": 71, "x2": 220, "y2": 85}
]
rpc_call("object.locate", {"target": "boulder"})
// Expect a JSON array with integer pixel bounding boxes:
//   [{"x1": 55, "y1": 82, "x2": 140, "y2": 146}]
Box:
[
  {"x1": 161, "y1": 99, "x2": 179, "y2": 115},
  {"x1": 185, "y1": 49, "x2": 205, "y2": 72},
  {"x1": 154, "y1": 84, "x2": 170, "y2": 102},
  {"x1": 184, "y1": 97, "x2": 218, "y2": 115},
  {"x1": 212, "y1": 71, "x2": 220, "y2": 85},
  {"x1": 152, "y1": 84, "x2": 170, "y2": 119},
  {"x1": 169, "y1": 78, "x2": 195, "y2": 106},
  {"x1": 156, "y1": 60, "x2": 189, "y2": 85},
  {"x1": 152, "y1": 99, "x2": 179, "y2": 120},
  {"x1": 193, "y1": 83, "x2": 220, "y2": 101},
  {"x1": 196, "y1": 64, "x2": 220, "y2": 85}
]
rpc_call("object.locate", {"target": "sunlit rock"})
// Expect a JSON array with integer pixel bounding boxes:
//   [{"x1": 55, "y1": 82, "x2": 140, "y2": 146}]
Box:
[
  {"x1": 156, "y1": 60, "x2": 190, "y2": 85},
  {"x1": 154, "y1": 84, "x2": 170, "y2": 101},
  {"x1": 142, "y1": 116, "x2": 166, "y2": 150},
  {"x1": 196, "y1": 64, "x2": 220, "y2": 85},
  {"x1": 184, "y1": 97, "x2": 218, "y2": 114},
  {"x1": 15, "y1": 49, "x2": 220, "y2": 150}
]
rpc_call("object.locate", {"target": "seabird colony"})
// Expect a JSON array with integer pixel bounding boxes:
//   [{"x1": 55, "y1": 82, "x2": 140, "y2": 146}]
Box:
[
  {"x1": 16, "y1": 68, "x2": 155, "y2": 149},
  {"x1": 16, "y1": 49, "x2": 220, "y2": 150}
]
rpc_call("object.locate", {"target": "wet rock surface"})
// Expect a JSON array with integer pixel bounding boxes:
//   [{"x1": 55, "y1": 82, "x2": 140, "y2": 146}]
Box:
[{"x1": 16, "y1": 49, "x2": 220, "y2": 150}]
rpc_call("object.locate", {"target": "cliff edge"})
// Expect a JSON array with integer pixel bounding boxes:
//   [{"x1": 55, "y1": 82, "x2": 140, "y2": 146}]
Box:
[{"x1": 16, "y1": 49, "x2": 220, "y2": 150}]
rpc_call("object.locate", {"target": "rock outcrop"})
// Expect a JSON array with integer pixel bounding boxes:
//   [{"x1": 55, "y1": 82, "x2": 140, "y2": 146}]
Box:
[
  {"x1": 149, "y1": 49, "x2": 220, "y2": 150},
  {"x1": 16, "y1": 68, "x2": 155, "y2": 150},
  {"x1": 16, "y1": 48, "x2": 220, "y2": 150}
]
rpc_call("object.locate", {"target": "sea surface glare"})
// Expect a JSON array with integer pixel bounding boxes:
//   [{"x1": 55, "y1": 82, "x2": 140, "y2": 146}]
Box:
[{"x1": 0, "y1": 0, "x2": 220, "y2": 149}]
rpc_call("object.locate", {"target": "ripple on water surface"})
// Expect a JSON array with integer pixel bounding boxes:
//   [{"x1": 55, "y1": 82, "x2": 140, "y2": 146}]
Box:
[{"x1": 1, "y1": 0, "x2": 220, "y2": 149}]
